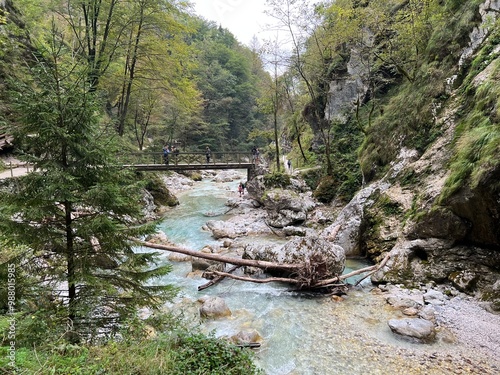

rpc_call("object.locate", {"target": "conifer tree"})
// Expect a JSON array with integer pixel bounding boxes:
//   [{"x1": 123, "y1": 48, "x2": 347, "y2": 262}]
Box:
[{"x1": 0, "y1": 25, "x2": 176, "y2": 336}]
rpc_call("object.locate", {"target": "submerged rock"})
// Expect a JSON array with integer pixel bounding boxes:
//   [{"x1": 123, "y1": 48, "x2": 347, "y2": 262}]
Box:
[
  {"x1": 230, "y1": 329, "x2": 263, "y2": 345},
  {"x1": 199, "y1": 296, "x2": 232, "y2": 319}
]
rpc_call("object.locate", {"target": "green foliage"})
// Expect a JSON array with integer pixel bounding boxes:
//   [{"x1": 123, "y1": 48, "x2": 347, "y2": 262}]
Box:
[
  {"x1": 441, "y1": 123, "x2": 500, "y2": 200},
  {"x1": 359, "y1": 191, "x2": 402, "y2": 257},
  {"x1": 313, "y1": 175, "x2": 337, "y2": 203},
  {"x1": 359, "y1": 59, "x2": 447, "y2": 181},
  {"x1": 460, "y1": 19, "x2": 500, "y2": 95},
  {"x1": 328, "y1": 120, "x2": 363, "y2": 200},
  {"x1": 439, "y1": 28, "x2": 500, "y2": 201},
  {"x1": 300, "y1": 167, "x2": 322, "y2": 191},
  {"x1": 378, "y1": 194, "x2": 403, "y2": 216},
  {"x1": 399, "y1": 168, "x2": 418, "y2": 187},
  {"x1": 4, "y1": 1, "x2": 267, "y2": 152},
  {"x1": 0, "y1": 11, "x2": 7, "y2": 25},
  {"x1": 263, "y1": 172, "x2": 291, "y2": 188},
  {"x1": 426, "y1": 0, "x2": 482, "y2": 63},
  {"x1": 189, "y1": 21, "x2": 269, "y2": 151},
  {"x1": 172, "y1": 332, "x2": 263, "y2": 375}
]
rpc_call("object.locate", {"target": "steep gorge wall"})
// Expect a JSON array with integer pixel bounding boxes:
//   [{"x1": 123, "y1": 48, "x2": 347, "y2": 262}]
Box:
[{"x1": 322, "y1": 0, "x2": 500, "y2": 309}]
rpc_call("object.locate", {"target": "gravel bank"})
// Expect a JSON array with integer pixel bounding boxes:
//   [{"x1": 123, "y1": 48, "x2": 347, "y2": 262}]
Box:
[
  {"x1": 375, "y1": 284, "x2": 500, "y2": 374},
  {"x1": 436, "y1": 294, "x2": 500, "y2": 361}
]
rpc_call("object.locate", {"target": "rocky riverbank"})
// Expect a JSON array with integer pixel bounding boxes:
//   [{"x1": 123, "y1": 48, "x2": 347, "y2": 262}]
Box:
[{"x1": 379, "y1": 283, "x2": 500, "y2": 372}]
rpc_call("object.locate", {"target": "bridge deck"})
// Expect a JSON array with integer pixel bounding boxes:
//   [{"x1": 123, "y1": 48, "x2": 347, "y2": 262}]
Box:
[{"x1": 125, "y1": 163, "x2": 254, "y2": 172}]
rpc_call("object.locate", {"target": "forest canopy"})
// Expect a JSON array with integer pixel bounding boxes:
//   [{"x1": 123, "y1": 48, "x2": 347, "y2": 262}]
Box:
[{"x1": 0, "y1": 0, "x2": 272, "y2": 154}]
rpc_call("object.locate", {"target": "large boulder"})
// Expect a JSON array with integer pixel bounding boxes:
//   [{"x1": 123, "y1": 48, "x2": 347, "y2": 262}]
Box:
[
  {"x1": 387, "y1": 318, "x2": 436, "y2": 343},
  {"x1": 243, "y1": 235, "x2": 346, "y2": 279},
  {"x1": 246, "y1": 175, "x2": 316, "y2": 228},
  {"x1": 205, "y1": 220, "x2": 247, "y2": 239},
  {"x1": 321, "y1": 181, "x2": 390, "y2": 256},
  {"x1": 371, "y1": 238, "x2": 500, "y2": 306},
  {"x1": 262, "y1": 189, "x2": 316, "y2": 228}
]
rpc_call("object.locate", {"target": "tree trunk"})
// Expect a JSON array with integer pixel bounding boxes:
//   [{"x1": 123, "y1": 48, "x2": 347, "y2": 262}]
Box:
[
  {"x1": 117, "y1": 5, "x2": 144, "y2": 136},
  {"x1": 137, "y1": 240, "x2": 301, "y2": 271},
  {"x1": 65, "y1": 200, "x2": 76, "y2": 322}
]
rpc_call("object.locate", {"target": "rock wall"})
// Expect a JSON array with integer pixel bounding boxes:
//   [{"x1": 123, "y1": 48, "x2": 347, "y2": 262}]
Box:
[
  {"x1": 320, "y1": 1, "x2": 500, "y2": 309},
  {"x1": 325, "y1": 36, "x2": 373, "y2": 123}
]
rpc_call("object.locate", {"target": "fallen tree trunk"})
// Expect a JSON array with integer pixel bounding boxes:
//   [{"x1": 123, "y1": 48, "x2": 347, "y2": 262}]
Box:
[
  {"x1": 136, "y1": 239, "x2": 391, "y2": 290},
  {"x1": 203, "y1": 270, "x2": 304, "y2": 285},
  {"x1": 204, "y1": 254, "x2": 390, "y2": 288},
  {"x1": 136, "y1": 240, "x2": 301, "y2": 271}
]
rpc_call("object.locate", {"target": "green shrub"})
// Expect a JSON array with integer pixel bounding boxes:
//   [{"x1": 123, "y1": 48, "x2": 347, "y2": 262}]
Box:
[
  {"x1": 263, "y1": 172, "x2": 291, "y2": 188},
  {"x1": 0, "y1": 332, "x2": 262, "y2": 375},
  {"x1": 301, "y1": 167, "x2": 322, "y2": 191},
  {"x1": 172, "y1": 332, "x2": 263, "y2": 375},
  {"x1": 143, "y1": 173, "x2": 179, "y2": 207},
  {"x1": 313, "y1": 175, "x2": 336, "y2": 203}
]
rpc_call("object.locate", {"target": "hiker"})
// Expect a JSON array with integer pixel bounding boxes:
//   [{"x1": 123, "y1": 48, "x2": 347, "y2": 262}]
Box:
[
  {"x1": 162, "y1": 145, "x2": 170, "y2": 165},
  {"x1": 238, "y1": 182, "x2": 244, "y2": 197},
  {"x1": 251, "y1": 146, "x2": 257, "y2": 162},
  {"x1": 205, "y1": 146, "x2": 211, "y2": 163},
  {"x1": 172, "y1": 146, "x2": 179, "y2": 164}
]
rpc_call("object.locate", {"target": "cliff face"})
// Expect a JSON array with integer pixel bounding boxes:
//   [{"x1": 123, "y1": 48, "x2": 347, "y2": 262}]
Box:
[{"x1": 322, "y1": 0, "x2": 500, "y2": 310}]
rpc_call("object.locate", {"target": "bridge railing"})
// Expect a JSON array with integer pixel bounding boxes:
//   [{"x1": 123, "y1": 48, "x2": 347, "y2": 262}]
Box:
[{"x1": 119, "y1": 152, "x2": 253, "y2": 166}]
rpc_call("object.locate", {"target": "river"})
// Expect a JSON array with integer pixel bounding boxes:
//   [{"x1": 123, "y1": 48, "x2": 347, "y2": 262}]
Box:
[{"x1": 149, "y1": 173, "x2": 494, "y2": 375}]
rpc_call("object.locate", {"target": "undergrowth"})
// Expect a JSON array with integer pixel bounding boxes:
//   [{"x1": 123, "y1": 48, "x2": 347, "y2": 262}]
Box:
[{"x1": 0, "y1": 313, "x2": 263, "y2": 374}]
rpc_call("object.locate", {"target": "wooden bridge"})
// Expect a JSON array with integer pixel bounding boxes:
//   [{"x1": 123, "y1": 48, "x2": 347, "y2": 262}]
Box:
[{"x1": 120, "y1": 151, "x2": 256, "y2": 180}]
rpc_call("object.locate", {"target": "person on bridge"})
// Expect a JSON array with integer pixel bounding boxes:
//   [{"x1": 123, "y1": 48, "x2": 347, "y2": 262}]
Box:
[
  {"x1": 172, "y1": 146, "x2": 179, "y2": 164},
  {"x1": 205, "y1": 146, "x2": 211, "y2": 164},
  {"x1": 163, "y1": 145, "x2": 170, "y2": 165}
]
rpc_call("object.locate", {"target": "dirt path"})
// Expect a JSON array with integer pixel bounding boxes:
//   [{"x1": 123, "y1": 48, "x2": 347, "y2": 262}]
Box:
[{"x1": 0, "y1": 166, "x2": 29, "y2": 179}]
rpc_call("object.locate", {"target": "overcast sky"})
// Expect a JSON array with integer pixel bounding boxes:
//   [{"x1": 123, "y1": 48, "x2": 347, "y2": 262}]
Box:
[{"x1": 189, "y1": 0, "x2": 276, "y2": 46}]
